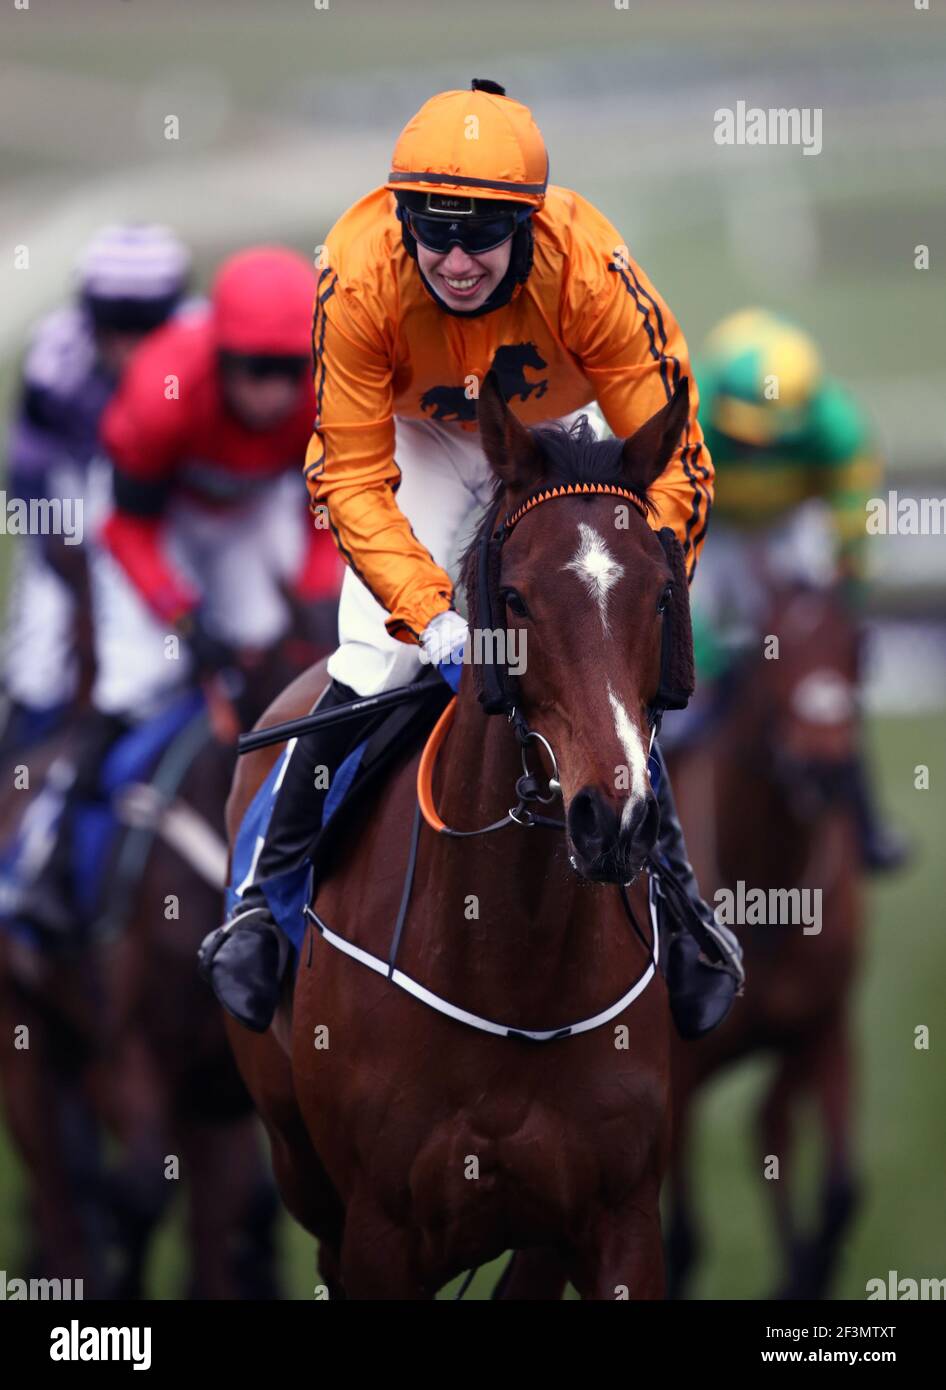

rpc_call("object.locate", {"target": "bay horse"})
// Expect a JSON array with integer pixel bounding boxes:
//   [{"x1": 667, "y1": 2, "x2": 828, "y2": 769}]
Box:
[
  {"x1": 0, "y1": 545, "x2": 103, "y2": 1289},
  {"x1": 227, "y1": 375, "x2": 697, "y2": 1299},
  {"x1": 665, "y1": 578, "x2": 864, "y2": 1299},
  {"x1": 0, "y1": 607, "x2": 333, "y2": 1298},
  {"x1": 89, "y1": 616, "x2": 336, "y2": 1298},
  {"x1": 0, "y1": 731, "x2": 112, "y2": 1290}
]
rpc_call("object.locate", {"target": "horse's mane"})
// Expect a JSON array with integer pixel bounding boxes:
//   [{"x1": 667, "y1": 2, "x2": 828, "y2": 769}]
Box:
[{"x1": 459, "y1": 412, "x2": 655, "y2": 617}]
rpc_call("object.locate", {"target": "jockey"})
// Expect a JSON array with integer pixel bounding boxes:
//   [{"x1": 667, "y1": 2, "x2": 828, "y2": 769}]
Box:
[
  {"x1": 0, "y1": 224, "x2": 191, "y2": 756},
  {"x1": 17, "y1": 245, "x2": 340, "y2": 940},
  {"x1": 200, "y1": 79, "x2": 744, "y2": 1037},
  {"x1": 693, "y1": 307, "x2": 907, "y2": 871}
]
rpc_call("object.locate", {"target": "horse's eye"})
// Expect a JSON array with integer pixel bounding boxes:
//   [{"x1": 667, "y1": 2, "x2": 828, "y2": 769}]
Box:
[
  {"x1": 502, "y1": 588, "x2": 529, "y2": 619},
  {"x1": 657, "y1": 584, "x2": 672, "y2": 614}
]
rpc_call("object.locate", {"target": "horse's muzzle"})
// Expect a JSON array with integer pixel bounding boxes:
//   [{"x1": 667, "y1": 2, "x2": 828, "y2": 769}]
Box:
[{"x1": 567, "y1": 785, "x2": 660, "y2": 883}]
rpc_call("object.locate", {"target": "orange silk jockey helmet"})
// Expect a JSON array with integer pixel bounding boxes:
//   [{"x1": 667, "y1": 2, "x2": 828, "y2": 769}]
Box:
[{"x1": 386, "y1": 79, "x2": 549, "y2": 210}]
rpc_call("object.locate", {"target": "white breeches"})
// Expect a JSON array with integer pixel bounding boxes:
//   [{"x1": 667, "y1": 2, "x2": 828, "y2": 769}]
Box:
[
  {"x1": 2, "y1": 457, "x2": 108, "y2": 711},
  {"x1": 91, "y1": 472, "x2": 308, "y2": 718},
  {"x1": 3, "y1": 539, "x2": 79, "y2": 710},
  {"x1": 326, "y1": 416, "x2": 500, "y2": 697}
]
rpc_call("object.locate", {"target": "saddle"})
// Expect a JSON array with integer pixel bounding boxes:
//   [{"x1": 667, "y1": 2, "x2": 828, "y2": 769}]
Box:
[{"x1": 227, "y1": 676, "x2": 451, "y2": 957}]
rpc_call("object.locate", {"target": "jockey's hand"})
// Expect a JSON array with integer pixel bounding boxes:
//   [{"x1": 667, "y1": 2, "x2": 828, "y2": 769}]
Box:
[
  {"x1": 178, "y1": 611, "x2": 237, "y2": 679},
  {"x1": 420, "y1": 610, "x2": 468, "y2": 694},
  {"x1": 177, "y1": 613, "x2": 244, "y2": 743}
]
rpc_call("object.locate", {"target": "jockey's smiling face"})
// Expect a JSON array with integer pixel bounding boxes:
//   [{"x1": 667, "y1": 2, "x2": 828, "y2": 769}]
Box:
[{"x1": 416, "y1": 237, "x2": 513, "y2": 312}]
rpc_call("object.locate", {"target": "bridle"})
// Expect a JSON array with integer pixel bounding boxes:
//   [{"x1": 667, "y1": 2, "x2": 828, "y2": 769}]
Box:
[{"x1": 417, "y1": 480, "x2": 689, "y2": 839}]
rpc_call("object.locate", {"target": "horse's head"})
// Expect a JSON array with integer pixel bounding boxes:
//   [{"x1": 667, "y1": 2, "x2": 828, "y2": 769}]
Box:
[
  {"x1": 752, "y1": 581, "x2": 861, "y2": 815},
  {"x1": 463, "y1": 372, "x2": 694, "y2": 883}
]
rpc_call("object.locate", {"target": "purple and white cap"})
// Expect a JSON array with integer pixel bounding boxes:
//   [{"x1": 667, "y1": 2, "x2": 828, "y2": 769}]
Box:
[{"x1": 76, "y1": 223, "x2": 191, "y2": 305}]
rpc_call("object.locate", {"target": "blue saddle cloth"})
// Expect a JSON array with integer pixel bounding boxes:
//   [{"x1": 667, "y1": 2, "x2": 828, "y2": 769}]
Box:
[
  {"x1": 226, "y1": 677, "x2": 452, "y2": 961},
  {"x1": 227, "y1": 738, "x2": 369, "y2": 956},
  {"x1": 72, "y1": 691, "x2": 206, "y2": 918},
  {"x1": 0, "y1": 690, "x2": 205, "y2": 942}
]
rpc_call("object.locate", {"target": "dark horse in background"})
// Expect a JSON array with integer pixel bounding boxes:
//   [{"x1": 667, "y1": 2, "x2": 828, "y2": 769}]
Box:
[
  {"x1": 226, "y1": 376, "x2": 698, "y2": 1299},
  {"x1": 666, "y1": 578, "x2": 864, "y2": 1299},
  {"x1": 0, "y1": 540, "x2": 98, "y2": 1286},
  {"x1": 0, "y1": 598, "x2": 334, "y2": 1297}
]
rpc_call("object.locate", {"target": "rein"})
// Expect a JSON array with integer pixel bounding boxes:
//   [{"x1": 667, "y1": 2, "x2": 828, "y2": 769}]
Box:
[{"x1": 417, "y1": 698, "x2": 567, "y2": 835}]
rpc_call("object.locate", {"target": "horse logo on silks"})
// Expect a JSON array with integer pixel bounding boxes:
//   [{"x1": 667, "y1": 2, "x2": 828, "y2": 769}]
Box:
[{"x1": 420, "y1": 342, "x2": 549, "y2": 422}]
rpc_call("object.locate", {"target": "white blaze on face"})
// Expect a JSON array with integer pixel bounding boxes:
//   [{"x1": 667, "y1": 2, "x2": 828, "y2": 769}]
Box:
[
  {"x1": 607, "y1": 683, "x2": 649, "y2": 824},
  {"x1": 791, "y1": 669, "x2": 856, "y2": 725},
  {"x1": 564, "y1": 522, "x2": 625, "y2": 633}
]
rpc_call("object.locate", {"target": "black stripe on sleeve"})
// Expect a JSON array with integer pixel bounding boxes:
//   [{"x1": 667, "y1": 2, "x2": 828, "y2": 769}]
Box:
[
  {"x1": 608, "y1": 260, "x2": 709, "y2": 557},
  {"x1": 312, "y1": 269, "x2": 337, "y2": 424}
]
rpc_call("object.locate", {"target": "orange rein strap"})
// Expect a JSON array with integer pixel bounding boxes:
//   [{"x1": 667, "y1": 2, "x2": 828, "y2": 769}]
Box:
[
  {"x1": 416, "y1": 695, "x2": 566, "y2": 839},
  {"x1": 417, "y1": 696, "x2": 457, "y2": 833}
]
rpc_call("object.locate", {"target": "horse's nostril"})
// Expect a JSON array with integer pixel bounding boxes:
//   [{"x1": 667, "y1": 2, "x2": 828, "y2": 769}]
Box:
[
  {"x1": 568, "y1": 789, "x2": 598, "y2": 843},
  {"x1": 623, "y1": 792, "x2": 660, "y2": 854},
  {"x1": 567, "y1": 786, "x2": 619, "y2": 860},
  {"x1": 569, "y1": 786, "x2": 654, "y2": 882}
]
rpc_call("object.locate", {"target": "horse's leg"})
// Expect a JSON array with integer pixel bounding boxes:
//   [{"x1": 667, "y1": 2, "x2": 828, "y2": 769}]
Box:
[
  {"x1": 234, "y1": 1150, "x2": 282, "y2": 1301},
  {"x1": 53, "y1": 1064, "x2": 111, "y2": 1286},
  {"x1": 227, "y1": 1018, "x2": 345, "y2": 1295},
  {"x1": 0, "y1": 953, "x2": 114, "y2": 1290},
  {"x1": 180, "y1": 1112, "x2": 278, "y2": 1300},
  {"x1": 316, "y1": 1242, "x2": 346, "y2": 1301},
  {"x1": 339, "y1": 1192, "x2": 428, "y2": 1300},
  {"x1": 757, "y1": 1046, "x2": 808, "y2": 1296},
  {"x1": 785, "y1": 1009, "x2": 861, "y2": 1300},
  {"x1": 570, "y1": 1186, "x2": 665, "y2": 1301},
  {"x1": 492, "y1": 1249, "x2": 569, "y2": 1300},
  {"x1": 0, "y1": 1007, "x2": 105, "y2": 1289},
  {"x1": 93, "y1": 1031, "x2": 174, "y2": 1298},
  {"x1": 665, "y1": 1096, "x2": 701, "y2": 1300}
]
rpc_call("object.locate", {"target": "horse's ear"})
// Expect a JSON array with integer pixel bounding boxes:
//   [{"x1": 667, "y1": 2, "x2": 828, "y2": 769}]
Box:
[
  {"x1": 620, "y1": 378, "x2": 691, "y2": 494},
  {"x1": 478, "y1": 371, "x2": 543, "y2": 493}
]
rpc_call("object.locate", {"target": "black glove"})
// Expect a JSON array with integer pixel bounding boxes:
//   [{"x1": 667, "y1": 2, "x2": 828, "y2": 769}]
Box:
[{"x1": 178, "y1": 611, "x2": 237, "y2": 678}]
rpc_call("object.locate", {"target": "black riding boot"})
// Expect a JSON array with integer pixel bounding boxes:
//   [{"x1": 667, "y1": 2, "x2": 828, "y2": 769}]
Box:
[
  {"x1": 16, "y1": 710, "x2": 129, "y2": 943},
  {"x1": 199, "y1": 678, "x2": 361, "y2": 1032},
  {"x1": 846, "y1": 754, "x2": 910, "y2": 873},
  {"x1": 650, "y1": 743, "x2": 744, "y2": 1040}
]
